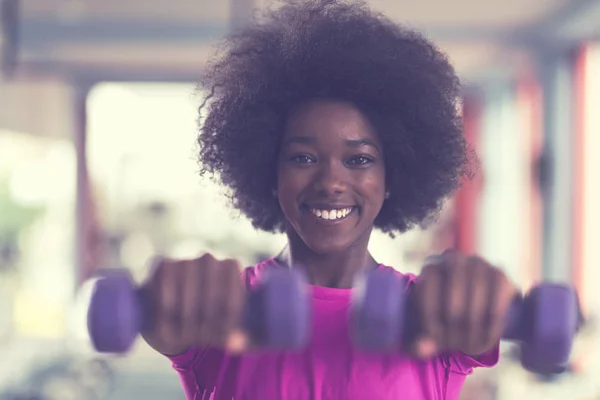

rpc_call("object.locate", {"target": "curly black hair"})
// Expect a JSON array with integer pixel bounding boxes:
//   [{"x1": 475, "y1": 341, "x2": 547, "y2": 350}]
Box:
[{"x1": 197, "y1": 0, "x2": 476, "y2": 236}]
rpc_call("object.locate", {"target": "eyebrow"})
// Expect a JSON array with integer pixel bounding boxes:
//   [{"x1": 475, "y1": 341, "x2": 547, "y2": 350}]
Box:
[
  {"x1": 284, "y1": 136, "x2": 317, "y2": 145},
  {"x1": 345, "y1": 138, "x2": 380, "y2": 151},
  {"x1": 283, "y1": 136, "x2": 381, "y2": 152}
]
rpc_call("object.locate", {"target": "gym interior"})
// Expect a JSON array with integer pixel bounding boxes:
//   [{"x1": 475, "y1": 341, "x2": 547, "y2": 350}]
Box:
[{"x1": 0, "y1": 0, "x2": 599, "y2": 399}]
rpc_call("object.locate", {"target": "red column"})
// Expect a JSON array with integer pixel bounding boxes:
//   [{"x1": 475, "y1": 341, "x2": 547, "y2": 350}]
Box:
[
  {"x1": 572, "y1": 43, "x2": 588, "y2": 314},
  {"x1": 454, "y1": 94, "x2": 483, "y2": 254},
  {"x1": 569, "y1": 43, "x2": 591, "y2": 374}
]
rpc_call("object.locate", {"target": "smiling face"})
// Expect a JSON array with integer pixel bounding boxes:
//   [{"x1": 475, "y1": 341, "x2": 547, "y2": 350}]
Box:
[{"x1": 277, "y1": 99, "x2": 386, "y2": 255}]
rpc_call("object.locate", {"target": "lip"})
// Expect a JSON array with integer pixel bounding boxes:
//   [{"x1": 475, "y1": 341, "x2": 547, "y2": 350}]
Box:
[{"x1": 304, "y1": 203, "x2": 356, "y2": 210}]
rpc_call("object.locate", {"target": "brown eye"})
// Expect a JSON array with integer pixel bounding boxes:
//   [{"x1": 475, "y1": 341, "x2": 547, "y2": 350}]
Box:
[
  {"x1": 346, "y1": 155, "x2": 373, "y2": 166},
  {"x1": 290, "y1": 154, "x2": 315, "y2": 164}
]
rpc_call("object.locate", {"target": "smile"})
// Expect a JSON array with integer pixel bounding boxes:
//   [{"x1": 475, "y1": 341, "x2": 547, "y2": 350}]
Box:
[{"x1": 309, "y1": 207, "x2": 355, "y2": 221}]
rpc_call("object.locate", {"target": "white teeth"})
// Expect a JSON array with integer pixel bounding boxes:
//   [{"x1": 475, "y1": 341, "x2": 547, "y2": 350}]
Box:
[{"x1": 310, "y1": 207, "x2": 353, "y2": 220}]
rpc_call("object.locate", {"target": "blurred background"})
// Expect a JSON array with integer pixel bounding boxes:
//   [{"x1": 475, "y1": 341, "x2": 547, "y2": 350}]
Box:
[{"x1": 0, "y1": 0, "x2": 598, "y2": 399}]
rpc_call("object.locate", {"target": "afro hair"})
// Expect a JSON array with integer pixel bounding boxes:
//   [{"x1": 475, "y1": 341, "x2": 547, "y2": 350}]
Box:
[{"x1": 196, "y1": 0, "x2": 476, "y2": 236}]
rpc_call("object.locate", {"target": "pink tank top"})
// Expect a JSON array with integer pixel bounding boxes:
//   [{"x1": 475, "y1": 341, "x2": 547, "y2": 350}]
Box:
[{"x1": 166, "y1": 258, "x2": 498, "y2": 399}]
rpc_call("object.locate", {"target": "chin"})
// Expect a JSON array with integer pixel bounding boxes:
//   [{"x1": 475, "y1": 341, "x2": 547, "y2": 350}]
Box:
[{"x1": 302, "y1": 236, "x2": 354, "y2": 255}]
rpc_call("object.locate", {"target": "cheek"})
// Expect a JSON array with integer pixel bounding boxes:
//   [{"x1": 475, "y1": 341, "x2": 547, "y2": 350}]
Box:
[
  {"x1": 277, "y1": 167, "x2": 294, "y2": 193},
  {"x1": 277, "y1": 167, "x2": 306, "y2": 205},
  {"x1": 361, "y1": 171, "x2": 386, "y2": 203}
]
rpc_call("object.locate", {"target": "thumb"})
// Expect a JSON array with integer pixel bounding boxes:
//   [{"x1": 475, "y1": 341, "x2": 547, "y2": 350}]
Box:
[
  {"x1": 412, "y1": 336, "x2": 439, "y2": 359},
  {"x1": 225, "y1": 329, "x2": 252, "y2": 354}
]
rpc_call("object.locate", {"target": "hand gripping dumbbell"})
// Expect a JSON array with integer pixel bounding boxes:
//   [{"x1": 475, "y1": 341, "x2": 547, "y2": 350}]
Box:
[
  {"x1": 351, "y1": 268, "x2": 580, "y2": 374},
  {"x1": 88, "y1": 266, "x2": 579, "y2": 374},
  {"x1": 87, "y1": 267, "x2": 311, "y2": 353}
]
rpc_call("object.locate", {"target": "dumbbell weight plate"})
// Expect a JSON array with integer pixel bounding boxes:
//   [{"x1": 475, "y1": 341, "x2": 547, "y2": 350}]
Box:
[
  {"x1": 520, "y1": 284, "x2": 579, "y2": 373},
  {"x1": 257, "y1": 268, "x2": 311, "y2": 349},
  {"x1": 351, "y1": 269, "x2": 406, "y2": 351},
  {"x1": 87, "y1": 269, "x2": 141, "y2": 353}
]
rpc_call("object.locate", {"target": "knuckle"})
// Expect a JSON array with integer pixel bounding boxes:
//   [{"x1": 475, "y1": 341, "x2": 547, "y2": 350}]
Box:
[
  {"x1": 488, "y1": 266, "x2": 508, "y2": 286},
  {"x1": 148, "y1": 257, "x2": 170, "y2": 280},
  {"x1": 148, "y1": 256, "x2": 165, "y2": 271},
  {"x1": 420, "y1": 263, "x2": 440, "y2": 278},
  {"x1": 195, "y1": 254, "x2": 220, "y2": 274},
  {"x1": 471, "y1": 255, "x2": 493, "y2": 270},
  {"x1": 423, "y1": 254, "x2": 443, "y2": 268},
  {"x1": 442, "y1": 249, "x2": 461, "y2": 263},
  {"x1": 157, "y1": 259, "x2": 182, "y2": 277},
  {"x1": 221, "y1": 258, "x2": 241, "y2": 270},
  {"x1": 466, "y1": 254, "x2": 483, "y2": 263},
  {"x1": 198, "y1": 252, "x2": 216, "y2": 263},
  {"x1": 441, "y1": 248, "x2": 459, "y2": 257}
]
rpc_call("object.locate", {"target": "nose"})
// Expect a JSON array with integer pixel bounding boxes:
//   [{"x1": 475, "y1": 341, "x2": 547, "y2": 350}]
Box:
[{"x1": 313, "y1": 160, "x2": 347, "y2": 196}]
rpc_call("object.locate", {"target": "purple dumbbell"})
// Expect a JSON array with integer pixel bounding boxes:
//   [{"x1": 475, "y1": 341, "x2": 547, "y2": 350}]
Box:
[
  {"x1": 87, "y1": 267, "x2": 310, "y2": 353},
  {"x1": 351, "y1": 268, "x2": 580, "y2": 374}
]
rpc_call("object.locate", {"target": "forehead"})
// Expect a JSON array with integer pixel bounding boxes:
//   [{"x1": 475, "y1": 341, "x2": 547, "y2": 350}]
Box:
[{"x1": 283, "y1": 99, "x2": 379, "y2": 143}]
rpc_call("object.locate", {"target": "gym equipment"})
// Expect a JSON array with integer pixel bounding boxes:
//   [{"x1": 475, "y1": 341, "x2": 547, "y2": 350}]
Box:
[
  {"x1": 86, "y1": 267, "x2": 310, "y2": 353},
  {"x1": 352, "y1": 268, "x2": 579, "y2": 374},
  {"x1": 87, "y1": 266, "x2": 579, "y2": 375}
]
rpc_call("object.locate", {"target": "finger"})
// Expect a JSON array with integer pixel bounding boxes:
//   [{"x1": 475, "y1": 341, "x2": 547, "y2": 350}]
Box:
[
  {"x1": 203, "y1": 260, "x2": 231, "y2": 346},
  {"x1": 486, "y1": 268, "x2": 518, "y2": 348},
  {"x1": 141, "y1": 256, "x2": 164, "y2": 289},
  {"x1": 222, "y1": 260, "x2": 254, "y2": 354},
  {"x1": 139, "y1": 257, "x2": 164, "y2": 334},
  {"x1": 179, "y1": 259, "x2": 203, "y2": 346},
  {"x1": 196, "y1": 254, "x2": 220, "y2": 345},
  {"x1": 413, "y1": 265, "x2": 444, "y2": 358},
  {"x1": 156, "y1": 259, "x2": 184, "y2": 345},
  {"x1": 463, "y1": 258, "x2": 489, "y2": 353},
  {"x1": 214, "y1": 259, "x2": 245, "y2": 349},
  {"x1": 444, "y1": 254, "x2": 469, "y2": 351},
  {"x1": 226, "y1": 329, "x2": 251, "y2": 354}
]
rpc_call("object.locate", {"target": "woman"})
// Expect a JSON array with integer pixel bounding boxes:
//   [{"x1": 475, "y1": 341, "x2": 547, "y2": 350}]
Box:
[{"x1": 140, "y1": 1, "x2": 518, "y2": 398}]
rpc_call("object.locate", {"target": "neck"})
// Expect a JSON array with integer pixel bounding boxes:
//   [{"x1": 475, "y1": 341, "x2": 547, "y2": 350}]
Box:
[{"x1": 276, "y1": 230, "x2": 377, "y2": 288}]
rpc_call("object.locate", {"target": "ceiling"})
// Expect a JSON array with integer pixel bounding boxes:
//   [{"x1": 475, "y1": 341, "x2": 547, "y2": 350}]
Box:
[{"x1": 12, "y1": 0, "x2": 600, "y2": 85}]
